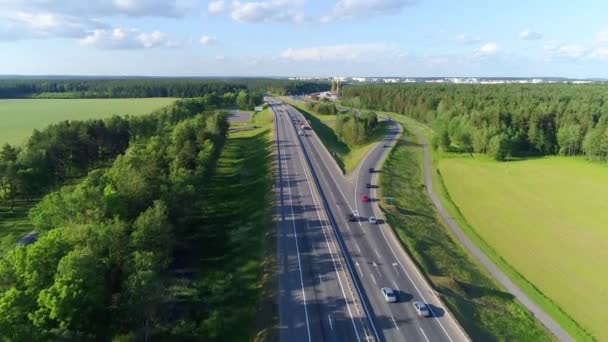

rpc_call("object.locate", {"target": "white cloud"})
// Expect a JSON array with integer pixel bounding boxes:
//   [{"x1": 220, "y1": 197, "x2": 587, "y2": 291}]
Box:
[
  {"x1": 0, "y1": 11, "x2": 105, "y2": 40},
  {"x1": 81, "y1": 28, "x2": 172, "y2": 49},
  {"x1": 595, "y1": 30, "x2": 608, "y2": 46},
  {"x1": 208, "y1": 0, "x2": 226, "y2": 14},
  {"x1": 589, "y1": 47, "x2": 608, "y2": 61},
  {"x1": 456, "y1": 33, "x2": 481, "y2": 45},
  {"x1": 0, "y1": 0, "x2": 190, "y2": 17},
  {"x1": 473, "y1": 42, "x2": 500, "y2": 58},
  {"x1": 544, "y1": 43, "x2": 586, "y2": 60},
  {"x1": 200, "y1": 35, "x2": 218, "y2": 45},
  {"x1": 322, "y1": 0, "x2": 416, "y2": 22},
  {"x1": 280, "y1": 43, "x2": 397, "y2": 62},
  {"x1": 520, "y1": 29, "x2": 542, "y2": 40},
  {"x1": 230, "y1": 0, "x2": 305, "y2": 23}
]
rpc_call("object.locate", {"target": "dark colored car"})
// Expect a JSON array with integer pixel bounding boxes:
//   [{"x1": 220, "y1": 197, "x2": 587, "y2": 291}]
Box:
[
  {"x1": 347, "y1": 213, "x2": 357, "y2": 222},
  {"x1": 366, "y1": 183, "x2": 372, "y2": 188},
  {"x1": 369, "y1": 168, "x2": 374, "y2": 173}
]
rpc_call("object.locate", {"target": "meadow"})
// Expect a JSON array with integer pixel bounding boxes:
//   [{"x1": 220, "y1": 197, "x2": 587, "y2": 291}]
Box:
[
  {"x1": 0, "y1": 98, "x2": 177, "y2": 145},
  {"x1": 439, "y1": 156, "x2": 608, "y2": 340}
]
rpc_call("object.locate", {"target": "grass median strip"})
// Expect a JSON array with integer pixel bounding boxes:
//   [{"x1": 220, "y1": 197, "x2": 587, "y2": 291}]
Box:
[{"x1": 379, "y1": 124, "x2": 553, "y2": 340}]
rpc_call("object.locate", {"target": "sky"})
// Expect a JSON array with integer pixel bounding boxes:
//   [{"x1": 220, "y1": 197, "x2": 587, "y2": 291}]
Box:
[{"x1": 1, "y1": 0, "x2": 608, "y2": 77}]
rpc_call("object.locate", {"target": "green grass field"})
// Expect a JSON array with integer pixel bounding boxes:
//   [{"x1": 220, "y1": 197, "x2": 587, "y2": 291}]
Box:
[
  {"x1": 438, "y1": 155, "x2": 608, "y2": 340},
  {"x1": 0, "y1": 98, "x2": 177, "y2": 146}
]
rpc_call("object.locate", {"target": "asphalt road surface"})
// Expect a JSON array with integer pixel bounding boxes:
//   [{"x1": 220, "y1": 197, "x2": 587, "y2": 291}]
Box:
[
  {"x1": 274, "y1": 100, "x2": 469, "y2": 342},
  {"x1": 275, "y1": 104, "x2": 373, "y2": 342}
]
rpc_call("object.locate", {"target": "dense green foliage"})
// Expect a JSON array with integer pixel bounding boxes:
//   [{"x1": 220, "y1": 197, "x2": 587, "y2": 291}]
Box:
[
  {"x1": 304, "y1": 100, "x2": 337, "y2": 115},
  {"x1": 342, "y1": 84, "x2": 608, "y2": 161},
  {"x1": 334, "y1": 111, "x2": 378, "y2": 145},
  {"x1": 0, "y1": 99, "x2": 231, "y2": 340},
  {"x1": 0, "y1": 78, "x2": 329, "y2": 99}
]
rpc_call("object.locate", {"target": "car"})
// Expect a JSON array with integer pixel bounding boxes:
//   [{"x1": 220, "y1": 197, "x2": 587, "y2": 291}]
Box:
[
  {"x1": 381, "y1": 287, "x2": 397, "y2": 303},
  {"x1": 383, "y1": 144, "x2": 389, "y2": 148},
  {"x1": 297, "y1": 130, "x2": 303, "y2": 136},
  {"x1": 347, "y1": 213, "x2": 357, "y2": 222},
  {"x1": 368, "y1": 167, "x2": 374, "y2": 173},
  {"x1": 366, "y1": 183, "x2": 372, "y2": 188},
  {"x1": 361, "y1": 195, "x2": 370, "y2": 202},
  {"x1": 369, "y1": 216, "x2": 377, "y2": 224},
  {"x1": 413, "y1": 301, "x2": 431, "y2": 317}
]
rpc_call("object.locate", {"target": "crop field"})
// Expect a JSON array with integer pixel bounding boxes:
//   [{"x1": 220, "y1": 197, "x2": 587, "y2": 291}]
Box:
[
  {"x1": 0, "y1": 98, "x2": 177, "y2": 145},
  {"x1": 439, "y1": 156, "x2": 608, "y2": 340}
]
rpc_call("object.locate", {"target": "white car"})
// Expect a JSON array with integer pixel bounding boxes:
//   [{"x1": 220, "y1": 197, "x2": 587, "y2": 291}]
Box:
[
  {"x1": 297, "y1": 130, "x2": 303, "y2": 136},
  {"x1": 369, "y1": 216, "x2": 377, "y2": 224},
  {"x1": 413, "y1": 301, "x2": 431, "y2": 317},
  {"x1": 381, "y1": 287, "x2": 397, "y2": 303}
]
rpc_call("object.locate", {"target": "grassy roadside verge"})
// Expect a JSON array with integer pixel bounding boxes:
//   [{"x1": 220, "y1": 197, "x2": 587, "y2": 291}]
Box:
[
  {"x1": 384, "y1": 113, "x2": 592, "y2": 341},
  {"x1": 379, "y1": 125, "x2": 553, "y2": 340},
  {"x1": 194, "y1": 108, "x2": 277, "y2": 341},
  {"x1": 280, "y1": 97, "x2": 387, "y2": 174},
  {"x1": 0, "y1": 201, "x2": 35, "y2": 254}
]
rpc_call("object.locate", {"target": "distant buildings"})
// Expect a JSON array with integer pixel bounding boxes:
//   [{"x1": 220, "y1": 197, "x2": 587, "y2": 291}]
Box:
[{"x1": 287, "y1": 76, "x2": 600, "y2": 85}]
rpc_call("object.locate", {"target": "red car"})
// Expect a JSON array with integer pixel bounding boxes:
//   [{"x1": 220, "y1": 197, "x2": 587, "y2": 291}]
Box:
[{"x1": 361, "y1": 195, "x2": 370, "y2": 202}]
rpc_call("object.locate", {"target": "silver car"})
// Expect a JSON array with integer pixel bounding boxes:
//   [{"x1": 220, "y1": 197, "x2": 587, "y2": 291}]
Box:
[
  {"x1": 381, "y1": 287, "x2": 397, "y2": 303},
  {"x1": 413, "y1": 301, "x2": 431, "y2": 317}
]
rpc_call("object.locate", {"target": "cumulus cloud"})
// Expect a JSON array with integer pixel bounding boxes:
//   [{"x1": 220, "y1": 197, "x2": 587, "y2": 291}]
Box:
[
  {"x1": 473, "y1": 42, "x2": 500, "y2": 58},
  {"x1": 520, "y1": 29, "x2": 542, "y2": 40},
  {"x1": 0, "y1": 11, "x2": 105, "y2": 40},
  {"x1": 590, "y1": 47, "x2": 608, "y2": 61},
  {"x1": 230, "y1": 0, "x2": 305, "y2": 23},
  {"x1": 0, "y1": 0, "x2": 190, "y2": 17},
  {"x1": 321, "y1": 0, "x2": 416, "y2": 23},
  {"x1": 544, "y1": 43, "x2": 586, "y2": 60},
  {"x1": 81, "y1": 28, "x2": 172, "y2": 49},
  {"x1": 200, "y1": 35, "x2": 218, "y2": 45},
  {"x1": 280, "y1": 43, "x2": 397, "y2": 62},
  {"x1": 456, "y1": 33, "x2": 481, "y2": 45},
  {"x1": 208, "y1": 0, "x2": 226, "y2": 14}
]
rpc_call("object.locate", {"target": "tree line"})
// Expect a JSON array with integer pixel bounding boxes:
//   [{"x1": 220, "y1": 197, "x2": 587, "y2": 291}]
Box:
[
  {"x1": 334, "y1": 111, "x2": 379, "y2": 146},
  {"x1": 342, "y1": 84, "x2": 608, "y2": 161},
  {"x1": 0, "y1": 78, "x2": 330, "y2": 99},
  {"x1": 0, "y1": 97, "x2": 233, "y2": 339}
]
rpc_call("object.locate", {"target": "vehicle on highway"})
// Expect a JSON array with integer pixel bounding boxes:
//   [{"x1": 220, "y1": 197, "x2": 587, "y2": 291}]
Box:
[
  {"x1": 361, "y1": 195, "x2": 370, "y2": 202},
  {"x1": 369, "y1": 216, "x2": 377, "y2": 224},
  {"x1": 368, "y1": 167, "x2": 374, "y2": 173},
  {"x1": 383, "y1": 144, "x2": 389, "y2": 147},
  {"x1": 381, "y1": 287, "x2": 397, "y2": 303},
  {"x1": 366, "y1": 183, "x2": 372, "y2": 188},
  {"x1": 347, "y1": 213, "x2": 358, "y2": 222},
  {"x1": 413, "y1": 301, "x2": 431, "y2": 317},
  {"x1": 298, "y1": 130, "x2": 303, "y2": 136}
]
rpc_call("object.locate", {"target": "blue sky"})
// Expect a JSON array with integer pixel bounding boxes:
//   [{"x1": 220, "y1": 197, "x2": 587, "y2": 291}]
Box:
[{"x1": 1, "y1": 0, "x2": 607, "y2": 77}]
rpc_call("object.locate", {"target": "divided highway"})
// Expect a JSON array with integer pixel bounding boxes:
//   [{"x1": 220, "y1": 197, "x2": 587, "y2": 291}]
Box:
[
  {"x1": 275, "y1": 103, "x2": 373, "y2": 342},
  {"x1": 275, "y1": 100, "x2": 470, "y2": 342}
]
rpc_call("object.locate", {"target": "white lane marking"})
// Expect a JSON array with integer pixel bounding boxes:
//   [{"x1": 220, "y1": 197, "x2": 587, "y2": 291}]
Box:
[
  {"x1": 355, "y1": 261, "x2": 363, "y2": 277},
  {"x1": 370, "y1": 274, "x2": 377, "y2": 285},
  {"x1": 372, "y1": 262, "x2": 382, "y2": 278},
  {"x1": 392, "y1": 281, "x2": 399, "y2": 290},
  {"x1": 276, "y1": 107, "x2": 312, "y2": 342},
  {"x1": 354, "y1": 240, "x2": 362, "y2": 253},
  {"x1": 391, "y1": 316, "x2": 400, "y2": 330},
  {"x1": 392, "y1": 262, "x2": 400, "y2": 276},
  {"x1": 328, "y1": 314, "x2": 334, "y2": 330},
  {"x1": 420, "y1": 328, "x2": 431, "y2": 342},
  {"x1": 284, "y1": 110, "x2": 362, "y2": 342},
  {"x1": 319, "y1": 274, "x2": 323, "y2": 285},
  {"x1": 374, "y1": 249, "x2": 381, "y2": 258}
]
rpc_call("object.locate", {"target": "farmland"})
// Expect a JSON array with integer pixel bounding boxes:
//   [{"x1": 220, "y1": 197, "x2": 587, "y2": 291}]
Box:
[
  {"x1": 0, "y1": 98, "x2": 177, "y2": 145},
  {"x1": 439, "y1": 155, "x2": 608, "y2": 340}
]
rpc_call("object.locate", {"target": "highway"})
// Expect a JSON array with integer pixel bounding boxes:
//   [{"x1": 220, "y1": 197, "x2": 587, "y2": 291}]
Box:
[
  {"x1": 274, "y1": 103, "x2": 373, "y2": 342},
  {"x1": 275, "y1": 99, "x2": 469, "y2": 342}
]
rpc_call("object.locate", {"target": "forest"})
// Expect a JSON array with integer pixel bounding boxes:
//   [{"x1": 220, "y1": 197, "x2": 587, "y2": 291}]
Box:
[
  {"x1": 334, "y1": 111, "x2": 379, "y2": 146},
  {"x1": 342, "y1": 84, "x2": 608, "y2": 161},
  {"x1": 0, "y1": 78, "x2": 330, "y2": 99},
  {"x1": 0, "y1": 82, "x2": 276, "y2": 339}
]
